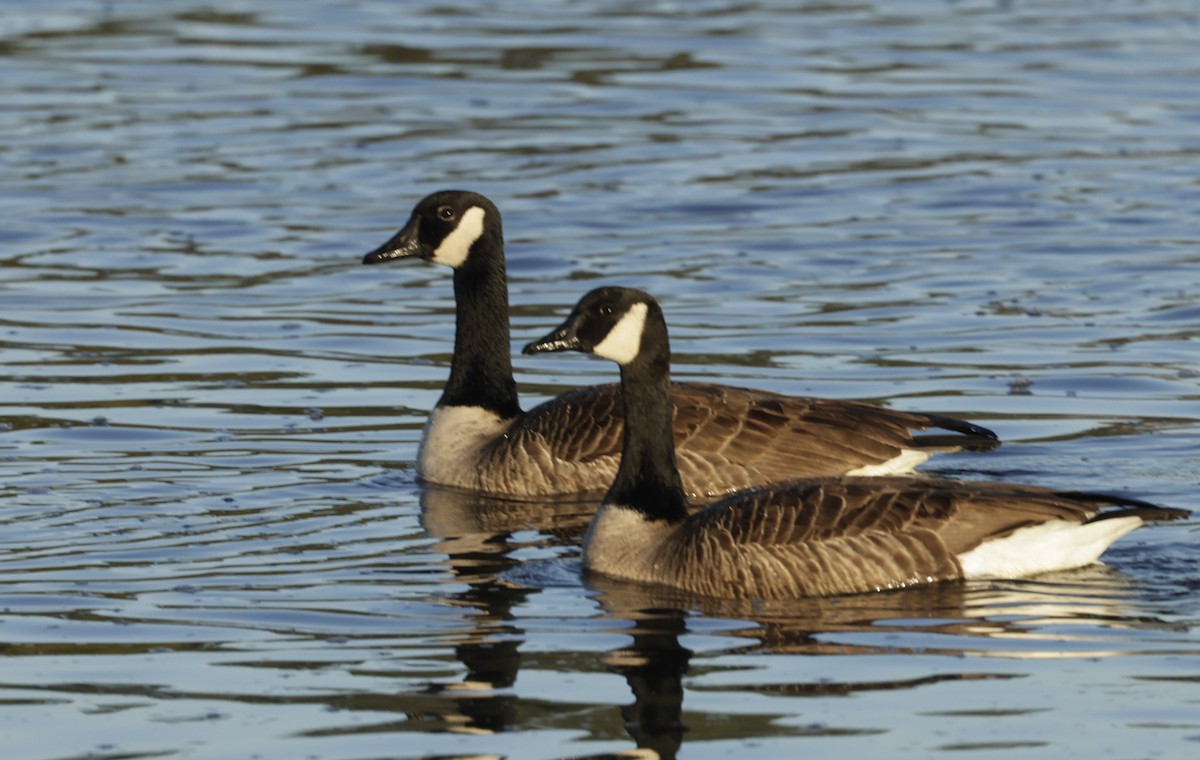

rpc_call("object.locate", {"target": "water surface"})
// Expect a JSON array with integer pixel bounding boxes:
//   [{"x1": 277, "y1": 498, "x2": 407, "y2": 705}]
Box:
[{"x1": 2, "y1": 1, "x2": 1199, "y2": 758}]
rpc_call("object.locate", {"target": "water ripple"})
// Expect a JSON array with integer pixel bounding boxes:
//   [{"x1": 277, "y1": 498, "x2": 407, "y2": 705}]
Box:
[{"x1": 2, "y1": 1, "x2": 1198, "y2": 758}]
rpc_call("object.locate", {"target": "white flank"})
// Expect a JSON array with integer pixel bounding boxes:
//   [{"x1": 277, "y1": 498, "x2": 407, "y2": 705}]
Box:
[
  {"x1": 583, "y1": 502, "x2": 675, "y2": 582},
  {"x1": 592, "y1": 302, "x2": 649, "y2": 365},
  {"x1": 958, "y1": 516, "x2": 1143, "y2": 580},
  {"x1": 417, "y1": 404, "x2": 511, "y2": 487},
  {"x1": 431, "y1": 205, "x2": 486, "y2": 268},
  {"x1": 846, "y1": 448, "x2": 931, "y2": 476}
]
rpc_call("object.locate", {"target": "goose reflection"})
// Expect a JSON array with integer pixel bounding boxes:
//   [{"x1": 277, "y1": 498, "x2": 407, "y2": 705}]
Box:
[
  {"x1": 419, "y1": 481, "x2": 597, "y2": 540},
  {"x1": 596, "y1": 603, "x2": 692, "y2": 760},
  {"x1": 715, "y1": 563, "x2": 1186, "y2": 660},
  {"x1": 414, "y1": 484, "x2": 593, "y2": 735},
  {"x1": 588, "y1": 562, "x2": 1180, "y2": 756}
]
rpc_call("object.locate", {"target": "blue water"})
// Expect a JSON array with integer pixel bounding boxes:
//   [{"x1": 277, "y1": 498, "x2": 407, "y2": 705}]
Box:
[{"x1": 2, "y1": 1, "x2": 1198, "y2": 758}]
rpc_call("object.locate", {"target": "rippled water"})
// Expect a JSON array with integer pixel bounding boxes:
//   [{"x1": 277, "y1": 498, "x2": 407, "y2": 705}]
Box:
[{"x1": 2, "y1": 1, "x2": 1199, "y2": 758}]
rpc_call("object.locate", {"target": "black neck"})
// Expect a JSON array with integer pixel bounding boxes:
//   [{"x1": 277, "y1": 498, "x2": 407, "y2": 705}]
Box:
[
  {"x1": 604, "y1": 318, "x2": 690, "y2": 523},
  {"x1": 440, "y1": 230, "x2": 521, "y2": 419}
]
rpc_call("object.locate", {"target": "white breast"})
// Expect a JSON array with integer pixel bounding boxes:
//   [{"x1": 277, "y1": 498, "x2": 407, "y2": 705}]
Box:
[
  {"x1": 583, "y1": 503, "x2": 676, "y2": 581},
  {"x1": 417, "y1": 405, "x2": 512, "y2": 489}
]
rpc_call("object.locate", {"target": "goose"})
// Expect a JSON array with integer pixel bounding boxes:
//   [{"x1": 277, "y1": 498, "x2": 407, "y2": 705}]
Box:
[
  {"x1": 363, "y1": 189, "x2": 998, "y2": 500},
  {"x1": 522, "y1": 287, "x2": 1188, "y2": 599}
]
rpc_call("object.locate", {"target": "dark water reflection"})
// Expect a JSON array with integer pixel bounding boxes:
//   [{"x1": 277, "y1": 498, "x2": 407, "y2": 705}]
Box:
[{"x1": 3, "y1": 0, "x2": 1200, "y2": 758}]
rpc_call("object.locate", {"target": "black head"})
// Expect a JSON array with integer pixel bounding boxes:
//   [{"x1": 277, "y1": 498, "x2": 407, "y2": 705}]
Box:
[
  {"x1": 362, "y1": 190, "x2": 501, "y2": 268},
  {"x1": 523, "y1": 286, "x2": 663, "y2": 366}
]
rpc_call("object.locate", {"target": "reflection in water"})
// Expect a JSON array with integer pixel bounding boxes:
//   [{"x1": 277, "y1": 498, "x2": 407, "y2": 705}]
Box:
[
  {"x1": 715, "y1": 565, "x2": 1177, "y2": 659},
  {"x1": 586, "y1": 563, "x2": 1185, "y2": 756},
  {"x1": 415, "y1": 485, "x2": 591, "y2": 735},
  {"x1": 599, "y1": 607, "x2": 692, "y2": 760},
  {"x1": 419, "y1": 482, "x2": 598, "y2": 540},
  {"x1": 419, "y1": 530, "x2": 528, "y2": 736}
]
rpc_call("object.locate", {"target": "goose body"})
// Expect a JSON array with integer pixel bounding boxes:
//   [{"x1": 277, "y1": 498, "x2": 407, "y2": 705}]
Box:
[
  {"x1": 464, "y1": 382, "x2": 984, "y2": 498},
  {"x1": 364, "y1": 190, "x2": 998, "y2": 500},
  {"x1": 523, "y1": 287, "x2": 1188, "y2": 599}
]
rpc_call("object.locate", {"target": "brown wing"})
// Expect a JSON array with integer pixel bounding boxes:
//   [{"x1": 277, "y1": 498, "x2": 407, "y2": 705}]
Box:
[
  {"x1": 482, "y1": 383, "x2": 995, "y2": 499},
  {"x1": 669, "y1": 384, "x2": 928, "y2": 497},
  {"x1": 696, "y1": 477, "x2": 1166, "y2": 549},
  {"x1": 477, "y1": 384, "x2": 626, "y2": 496},
  {"x1": 659, "y1": 478, "x2": 1178, "y2": 599},
  {"x1": 668, "y1": 382, "x2": 998, "y2": 497}
]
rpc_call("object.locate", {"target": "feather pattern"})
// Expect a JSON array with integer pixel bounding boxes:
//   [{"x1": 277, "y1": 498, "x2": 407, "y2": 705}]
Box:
[
  {"x1": 625, "y1": 478, "x2": 1176, "y2": 599},
  {"x1": 480, "y1": 382, "x2": 994, "y2": 499}
]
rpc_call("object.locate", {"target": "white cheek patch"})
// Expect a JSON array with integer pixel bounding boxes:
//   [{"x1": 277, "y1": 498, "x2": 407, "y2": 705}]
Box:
[
  {"x1": 592, "y1": 302, "x2": 648, "y2": 365},
  {"x1": 431, "y1": 205, "x2": 486, "y2": 268}
]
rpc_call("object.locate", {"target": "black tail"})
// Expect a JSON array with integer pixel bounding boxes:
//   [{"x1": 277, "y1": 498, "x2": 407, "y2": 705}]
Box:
[
  {"x1": 1054, "y1": 490, "x2": 1191, "y2": 523},
  {"x1": 913, "y1": 414, "x2": 1001, "y2": 452}
]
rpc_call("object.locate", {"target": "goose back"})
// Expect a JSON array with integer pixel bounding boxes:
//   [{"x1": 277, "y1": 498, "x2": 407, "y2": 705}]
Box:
[{"x1": 474, "y1": 381, "x2": 994, "y2": 499}]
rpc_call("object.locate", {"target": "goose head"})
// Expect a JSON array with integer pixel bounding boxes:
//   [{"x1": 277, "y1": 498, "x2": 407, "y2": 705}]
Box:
[
  {"x1": 523, "y1": 286, "x2": 661, "y2": 366},
  {"x1": 363, "y1": 190, "x2": 501, "y2": 269}
]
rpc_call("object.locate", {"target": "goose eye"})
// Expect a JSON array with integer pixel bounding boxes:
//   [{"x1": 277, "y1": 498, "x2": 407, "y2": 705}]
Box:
[
  {"x1": 436, "y1": 206, "x2": 456, "y2": 222},
  {"x1": 599, "y1": 304, "x2": 614, "y2": 316}
]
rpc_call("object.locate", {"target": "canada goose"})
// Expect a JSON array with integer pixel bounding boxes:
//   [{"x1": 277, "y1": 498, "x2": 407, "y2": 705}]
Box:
[
  {"x1": 363, "y1": 190, "x2": 998, "y2": 500},
  {"x1": 523, "y1": 287, "x2": 1188, "y2": 599}
]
